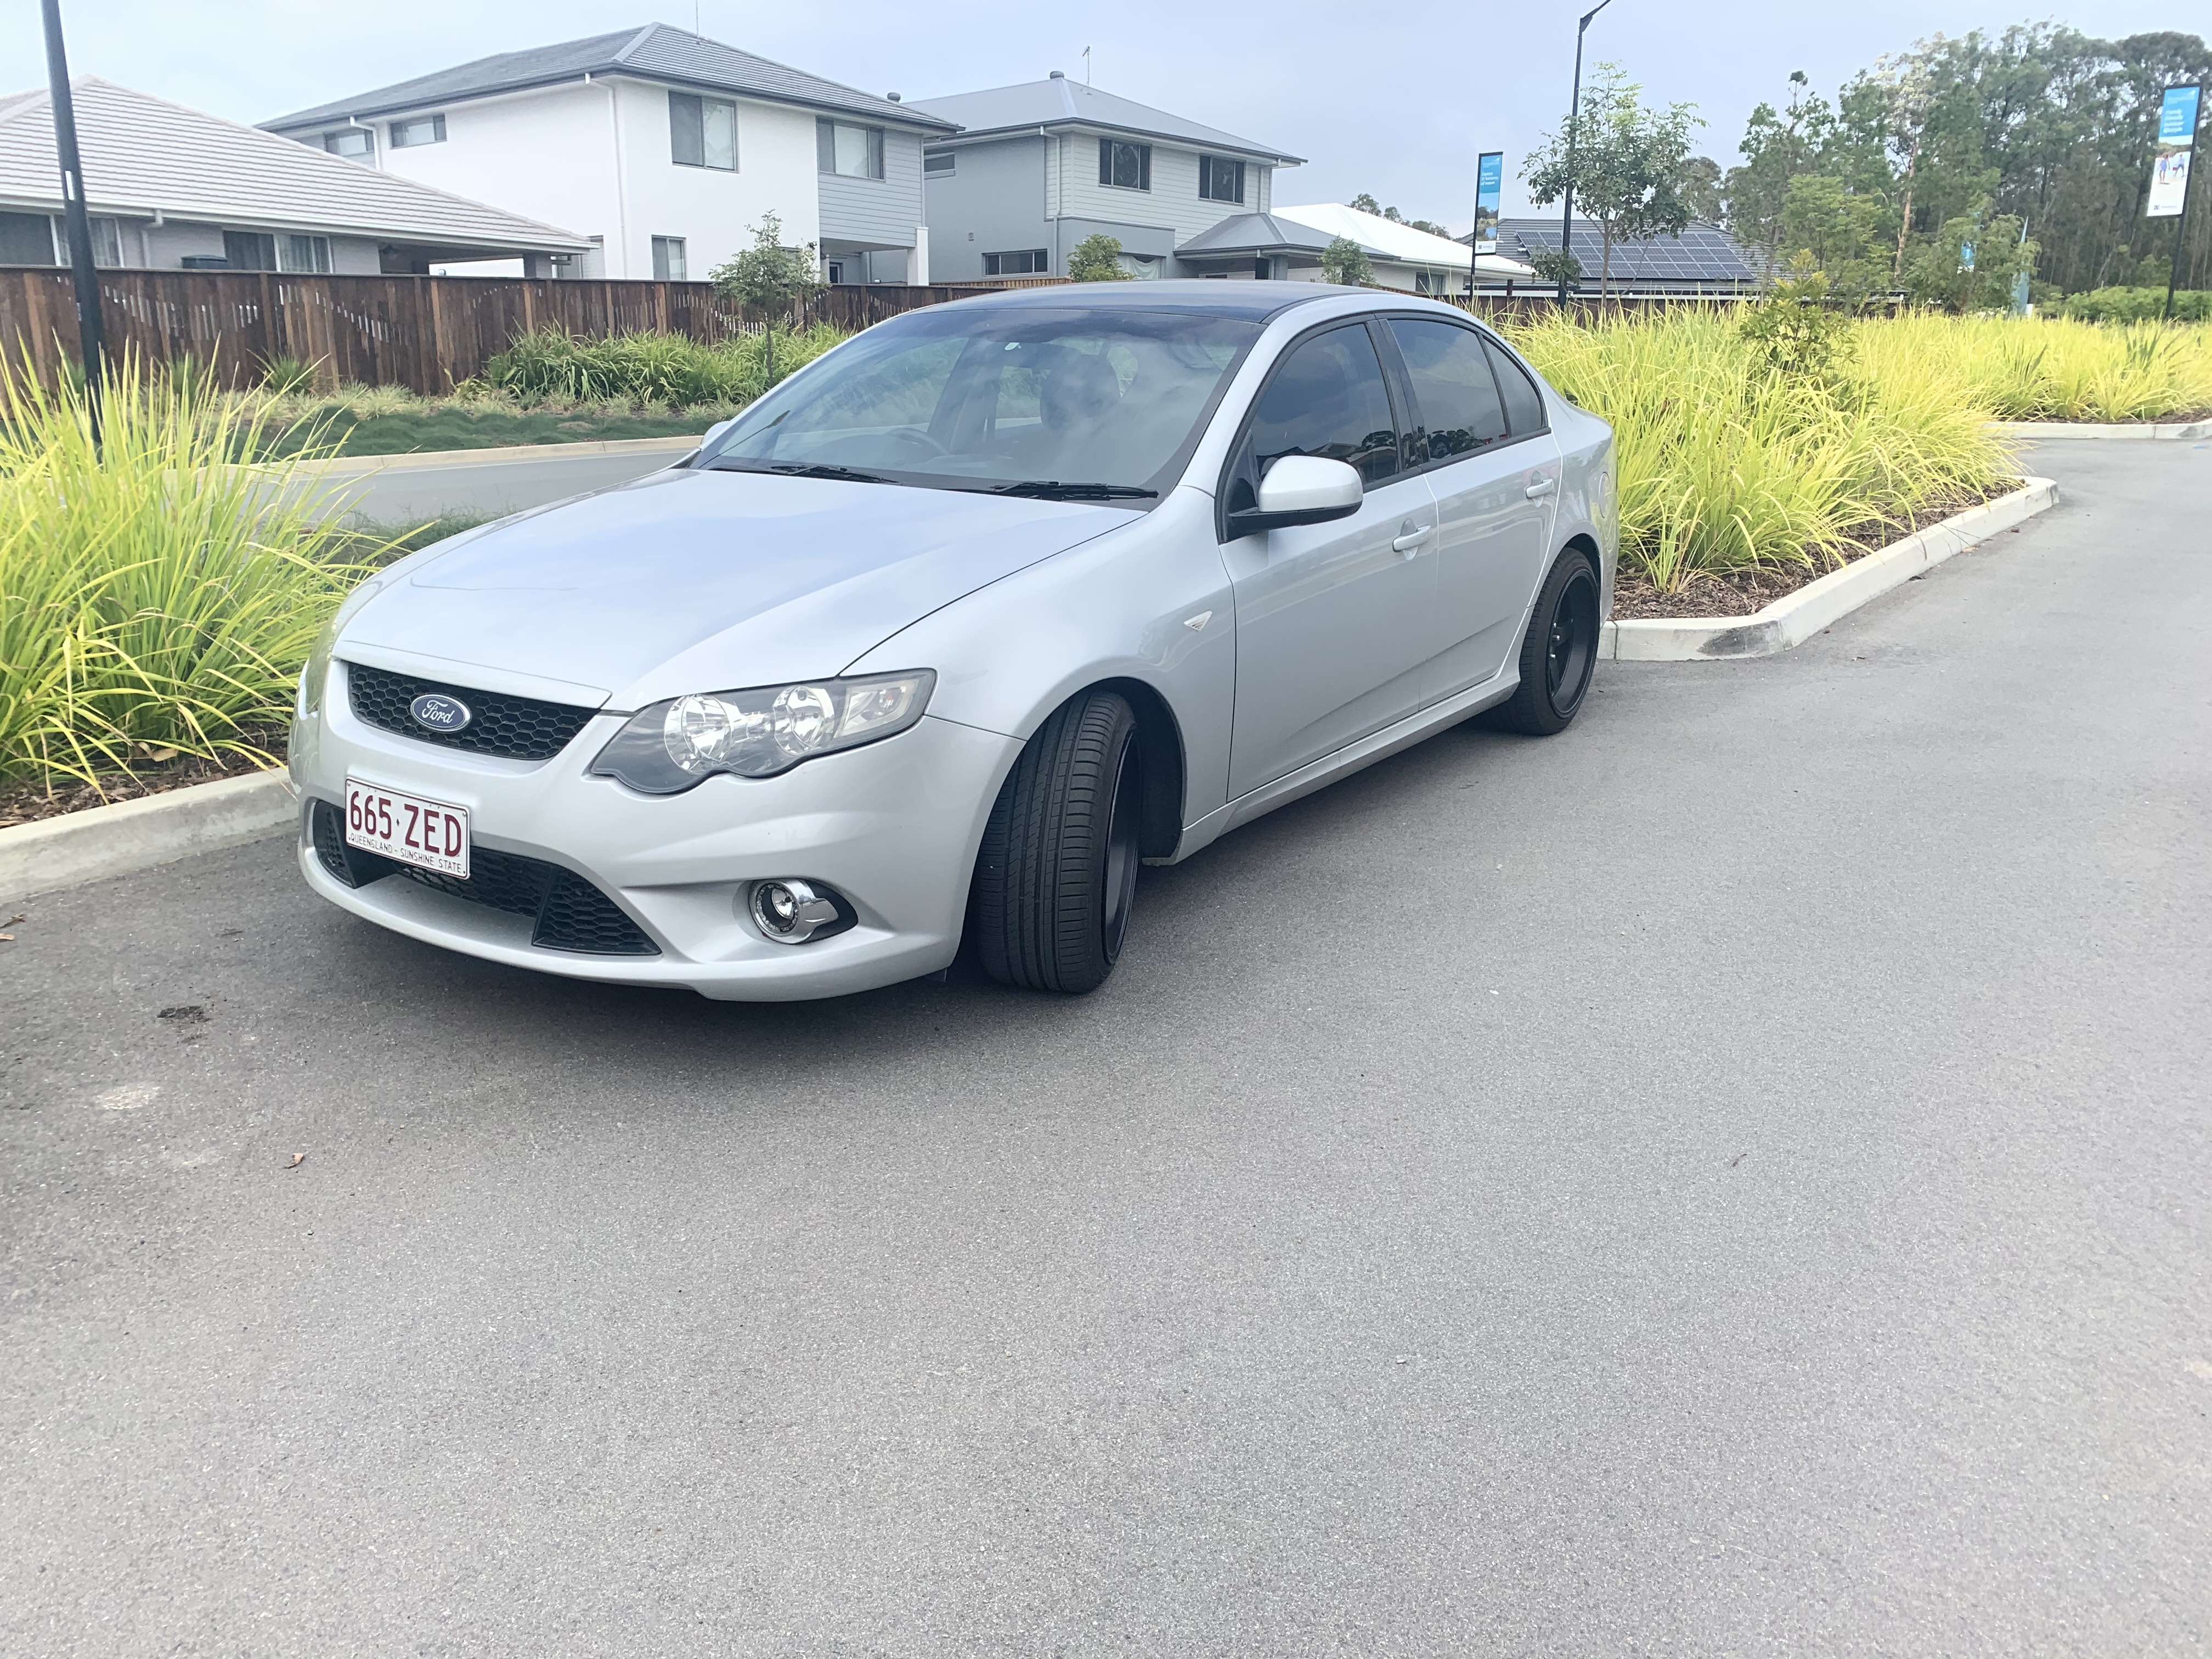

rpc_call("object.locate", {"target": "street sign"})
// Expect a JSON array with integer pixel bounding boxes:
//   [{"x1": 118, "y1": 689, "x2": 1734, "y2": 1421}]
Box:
[{"x1": 2148, "y1": 85, "x2": 2201, "y2": 219}]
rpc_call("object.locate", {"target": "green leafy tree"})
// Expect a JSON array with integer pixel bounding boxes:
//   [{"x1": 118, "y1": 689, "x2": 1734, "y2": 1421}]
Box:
[
  {"x1": 1066, "y1": 233, "x2": 1134, "y2": 282},
  {"x1": 1527, "y1": 248, "x2": 1583, "y2": 289},
  {"x1": 1350, "y1": 195, "x2": 1448, "y2": 236},
  {"x1": 708, "y1": 212, "x2": 826, "y2": 386},
  {"x1": 1321, "y1": 236, "x2": 1374, "y2": 286},
  {"x1": 1739, "y1": 252, "x2": 1849, "y2": 379},
  {"x1": 1524, "y1": 63, "x2": 1705, "y2": 296},
  {"x1": 1725, "y1": 71, "x2": 1837, "y2": 276},
  {"x1": 1677, "y1": 156, "x2": 1725, "y2": 224},
  {"x1": 1903, "y1": 204, "x2": 2036, "y2": 312},
  {"x1": 1780, "y1": 174, "x2": 1891, "y2": 303}
]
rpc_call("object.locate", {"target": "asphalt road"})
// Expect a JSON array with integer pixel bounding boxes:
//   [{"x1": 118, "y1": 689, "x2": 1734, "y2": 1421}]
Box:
[
  {"x1": 4, "y1": 441, "x2": 2208, "y2": 1657},
  {"x1": 312, "y1": 441, "x2": 693, "y2": 529}
]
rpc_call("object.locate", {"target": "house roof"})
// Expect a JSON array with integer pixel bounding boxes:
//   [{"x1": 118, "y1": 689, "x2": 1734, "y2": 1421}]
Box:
[
  {"x1": 1488, "y1": 218, "x2": 1759, "y2": 284},
  {"x1": 909, "y1": 78, "x2": 1300, "y2": 164},
  {"x1": 262, "y1": 24, "x2": 954, "y2": 134},
  {"x1": 0, "y1": 78, "x2": 591, "y2": 253},
  {"x1": 1263, "y1": 204, "x2": 1533, "y2": 276}
]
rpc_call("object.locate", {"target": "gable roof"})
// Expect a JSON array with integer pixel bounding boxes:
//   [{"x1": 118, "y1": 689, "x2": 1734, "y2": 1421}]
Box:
[
  {"x1": 0, "y1": 78, "x2": 590, "y2": 253},
  {"x1": 909, "y1": 78, "x2": 1300, "y2": 164},
  {"x1": 262, "y1": 23, "x2": 953, "y2": 133},
  {"x1": 1181, "y1": 208, "x2": 1532, "y2": 275},
  {"x1": 1490, "y1": 218, "x2": 1759, "y2": 285}
]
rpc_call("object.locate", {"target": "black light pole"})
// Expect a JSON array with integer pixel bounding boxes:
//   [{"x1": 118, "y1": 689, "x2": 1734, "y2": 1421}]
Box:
[
  {"x1": 1558, "y1": 0, "x2": 1612, "y2": 306},
  {"x1": 41, "y1": 0, "x2": 106, "y2": 445}
]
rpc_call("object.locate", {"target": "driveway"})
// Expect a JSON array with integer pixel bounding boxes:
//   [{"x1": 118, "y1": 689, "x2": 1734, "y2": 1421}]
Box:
[{"x1": 4, "y1": 440, "x2": 2207, "y2": 1657}]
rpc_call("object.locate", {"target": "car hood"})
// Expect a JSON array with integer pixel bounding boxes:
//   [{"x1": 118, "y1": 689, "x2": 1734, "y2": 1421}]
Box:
[{"x1": 342, "y1": 467, "x2": 1138, "y2": 707}]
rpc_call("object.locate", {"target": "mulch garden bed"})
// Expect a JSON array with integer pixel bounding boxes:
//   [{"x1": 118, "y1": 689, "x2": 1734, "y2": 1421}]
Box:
[
  {"x1": 1, "y1": 730, "x2": 287, "y2": 831},
  {"x1": 1612, "y1": 482, "x2": 2019, "y2": 620}
]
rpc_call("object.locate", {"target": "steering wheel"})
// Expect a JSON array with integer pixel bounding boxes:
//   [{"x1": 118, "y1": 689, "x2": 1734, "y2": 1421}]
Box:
[{"x1": 881, "y1": 426, "x2": 951, "y2": 459}]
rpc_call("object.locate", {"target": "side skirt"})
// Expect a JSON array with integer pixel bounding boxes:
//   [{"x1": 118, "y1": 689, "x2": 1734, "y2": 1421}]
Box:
[{"x1": 1158, "y1": 665, "x2": 1521, "y2": 865}]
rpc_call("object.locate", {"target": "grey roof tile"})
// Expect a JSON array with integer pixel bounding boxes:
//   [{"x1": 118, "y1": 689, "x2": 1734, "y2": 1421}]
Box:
[
  {"x1": 262, "y1": 24, "x2": 952, "y2": 133},
  {"x1": 909, "y1": 79, "x2": 1299, "y2": 162}
]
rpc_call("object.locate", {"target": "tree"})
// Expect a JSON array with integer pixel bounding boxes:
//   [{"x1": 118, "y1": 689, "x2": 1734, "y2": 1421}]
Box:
[
  {"x1": 1725, "y1": 71, "x2": 1837, "y2": 276},
  {"x1": 1321, "y1": 236, "x2": 1374, "y2": 286},
  {"x1": 1527, "y1": 248, "x2": 1583, "y2": 289},
  {"x1": 1066, "y1": 233, "x2": 1133, "y2": 282},
  {"x1": 1523, "y1": 63, "x2": 1705, "y2": 296},
  {"x1": 1902, "y1": 203, "x2": 2036, "y2": 311},
  {"x1": 1779, "y1": 174, "x2": 1890, "y2": 302},
  {"x1": 1677, "y1": 156, "x2": 1725, "y2": 225},
  {"x1": 708, "y1": 211, "x2": 825, "y2": 387},
  {"x1": 1350, "y1": 194, "x2": 1449, "y2": 237}
]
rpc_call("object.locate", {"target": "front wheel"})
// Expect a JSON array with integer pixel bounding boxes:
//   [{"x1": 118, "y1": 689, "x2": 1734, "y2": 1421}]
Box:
[
  {"x1": 1487, "y1": 549, "x2": 1601, "y2": 736},
  {"x1": 972, "y1": 690, "x2": 1143, "y2": 994}
]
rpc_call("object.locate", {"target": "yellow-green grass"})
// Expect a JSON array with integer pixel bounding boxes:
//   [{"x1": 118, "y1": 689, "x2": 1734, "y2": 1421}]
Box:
[
  {"x1": 0, "y1": 364, "x2": 398, "y2": 789},
  {"x1": 1503, "y1": 307, "x2": 2015, "y2": 592},
  {"x1": 1861, "y1": 314, "x2": 2212, "y2": 423}
]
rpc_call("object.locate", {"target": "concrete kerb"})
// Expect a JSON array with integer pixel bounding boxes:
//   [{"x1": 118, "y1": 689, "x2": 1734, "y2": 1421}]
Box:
[
  {"x1": 1987, "y1": 419, "x2": 2210, "y2": 441},
  {"x1": 1602, "y1": 476, "x2": 2060, "y2": 662},
  {"x1": 0, "y1": 771, "x2": 298, "y2": 905}
]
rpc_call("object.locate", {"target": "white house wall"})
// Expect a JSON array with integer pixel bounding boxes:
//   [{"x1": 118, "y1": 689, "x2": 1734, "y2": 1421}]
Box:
[{"x1": 611, "y1": 77, "x2": 820, "y2": 279}]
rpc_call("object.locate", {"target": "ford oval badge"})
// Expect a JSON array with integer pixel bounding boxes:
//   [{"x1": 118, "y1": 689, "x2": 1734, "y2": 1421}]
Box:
[{"x1": 409, "y1": 693, "x2": 472, "y2": 733}]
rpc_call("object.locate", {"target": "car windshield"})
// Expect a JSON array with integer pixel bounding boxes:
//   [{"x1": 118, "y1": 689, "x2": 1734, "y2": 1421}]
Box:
[{"x1": 698, "y1": 307, "x2": 1262, "y2": 499}]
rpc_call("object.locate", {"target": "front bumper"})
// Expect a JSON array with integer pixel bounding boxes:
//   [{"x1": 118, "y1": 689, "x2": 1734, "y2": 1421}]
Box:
[{"x1": 294, "y1": 663, "x2": 1018, "y2": 1000}]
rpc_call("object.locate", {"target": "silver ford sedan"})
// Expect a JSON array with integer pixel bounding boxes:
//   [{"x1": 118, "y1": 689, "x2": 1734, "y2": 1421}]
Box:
[{"x1": 293, "y1": 283, "x2": 1616, "y2": 1000}]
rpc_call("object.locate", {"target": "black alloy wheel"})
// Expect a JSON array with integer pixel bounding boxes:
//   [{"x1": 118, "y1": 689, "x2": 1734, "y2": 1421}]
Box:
[
  {"x1": 1488, "y1": 549, "x2": 1602, "y2": 736},
  {"x1": 973, "y1": 690, "x2": 1145, "y2": 994}
]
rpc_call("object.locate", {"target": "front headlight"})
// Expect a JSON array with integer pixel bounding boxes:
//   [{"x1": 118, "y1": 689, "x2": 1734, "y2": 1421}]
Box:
[
  {"x1": 590, "y1": 669, "x2": 936, "y2": 794},
  {"x1": 299, "y1": 578, "x2": 386, "y2": 716}
]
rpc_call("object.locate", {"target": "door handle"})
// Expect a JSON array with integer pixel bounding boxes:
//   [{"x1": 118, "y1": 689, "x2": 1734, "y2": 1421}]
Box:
[
  {"x1": 1391, "y1": 524, "x2": 1434, "y2": 555},
  {"x1": 1525, "y1": 478, "x2": 1557, "y2": 499}
]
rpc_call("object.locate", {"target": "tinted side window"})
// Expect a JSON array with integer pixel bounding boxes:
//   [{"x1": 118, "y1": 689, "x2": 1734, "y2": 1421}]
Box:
[
  {"x1": 1389, "y1": 319, "x2": 1506, "y2": 460},
  {"x1": 1485, "y1": 337, "x2": 1548, "y2": 434},
  {"x1": 1244, "y1": 325, "x2": 1401, "y2": 487}
]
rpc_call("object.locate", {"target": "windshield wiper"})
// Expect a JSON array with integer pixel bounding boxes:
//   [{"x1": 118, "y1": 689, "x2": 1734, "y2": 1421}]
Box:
[
  {"x1": 708, "y1": 459, "x2": 894, "y2": 484},
  {"x1": 983, "y1": 481, "x2": 1158, "y2": 501}
]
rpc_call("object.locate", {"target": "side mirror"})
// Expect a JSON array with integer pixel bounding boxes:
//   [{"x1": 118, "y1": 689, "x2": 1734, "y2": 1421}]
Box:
[
  {"x1": 1227, "y1": 455, "x2": 1364, "y2": 537},
  {"x1": 698, "y1": 419, "x2": 736, "y2": 453}
]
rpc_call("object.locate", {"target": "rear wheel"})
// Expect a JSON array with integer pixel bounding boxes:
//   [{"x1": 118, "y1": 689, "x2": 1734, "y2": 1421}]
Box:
[
  {"x1": 1488, "y1": 549, "x2": 1601, "y2": 736},
  {"x1": 973, "y1": 690, "x2": 1143, "y2": 994}
]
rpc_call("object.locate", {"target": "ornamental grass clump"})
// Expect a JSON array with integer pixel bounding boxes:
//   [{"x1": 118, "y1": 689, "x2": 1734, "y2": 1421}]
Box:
[
  {"x1": 480, "y1": 324, "x2": 848, "y2": 408},
  {"x1": 1861, "y1": 314, "x2": 2212, "y2": 423},
  {"x1": 0, "y1": 362, "x2": 390, "y2": 789},
  {"x1": 1502, "y1": 306, "x2": 2011, "y2": 593}
]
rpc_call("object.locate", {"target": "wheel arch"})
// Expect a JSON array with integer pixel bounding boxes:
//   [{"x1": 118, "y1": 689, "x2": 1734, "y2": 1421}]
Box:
[{"x1": 1087, "y1": 675, "x2": 1186, "y2": 861}]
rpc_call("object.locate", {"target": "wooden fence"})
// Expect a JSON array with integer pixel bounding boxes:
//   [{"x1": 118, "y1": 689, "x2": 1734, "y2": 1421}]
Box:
[
  {"x1": 0, "y1": 268, "x2": 1013, "y2": 396},
  {"x1": 0, "y1": 266, "x2": 1740, "y2": 396}
]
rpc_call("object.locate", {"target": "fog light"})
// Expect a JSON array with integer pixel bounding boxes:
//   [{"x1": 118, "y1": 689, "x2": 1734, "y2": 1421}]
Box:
[{"x1": 749, "y1": 878, "x2": 845, "y2": 945}]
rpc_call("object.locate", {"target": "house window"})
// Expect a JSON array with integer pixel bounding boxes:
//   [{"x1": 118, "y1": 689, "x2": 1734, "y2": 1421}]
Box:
[
  {"x1": 223, "y1": 230, "x2": 277, "y2": 270},
  {"x1": 983, "y1": 249, "x2": 1049, "y2": 276},
  {"x1": 651, "y1": 236, "x2": 687, "y2": 281},
  {"x1": 321, "y1": 127, "x2": 374, "y2": 160},
  {"x1": 279, "y1": 234, "x2": 332, "y2": 273},
  {"x1": 1198, "y1": 155, "x2": 1245, "y2": 204},
  {"x1": 669, "y1": 92, "x2": 738, "y2": 170},
  {"x1": 37, "y1": 213, "x2": 123, "y2": 267},
  {"x1": 817, "y1": 119, "x2": 885, "y2": 179},
  {"x1": 389, "y1": 115, "x2": 445, "y2": 148},
  {"x1": 923, "y1": 150, "x2": 955, "y2": 177},
  {"x1": 1098, "y1": 138, "x2": 1150, "y2": 191}
]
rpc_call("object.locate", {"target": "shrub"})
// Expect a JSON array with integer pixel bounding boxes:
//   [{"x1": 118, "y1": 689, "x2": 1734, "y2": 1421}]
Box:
[
  {"x1": 257, "y1": 353, "x2": 324, "y2": 395},
  {"x1": 2058, "y1": 287, "x2": 2212, "y2": 324},
  {"x1": 0, "y1": 362, "x2": 397, "y2": 787},
  {"x1": 479, "y1": 325, "x2": 849, "y2": 408},
  {"x1": 1067, "y1": 234, "x2": 1133, "y2": 283},
  {"x1": 1321, "y1": 236, "x2": 1373, "y2": 287}
]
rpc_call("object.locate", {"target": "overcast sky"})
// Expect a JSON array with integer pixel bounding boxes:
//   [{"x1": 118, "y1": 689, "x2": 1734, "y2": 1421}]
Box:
[{"x1": 0, "y1": 0, "x2": 2188, "y2": 232}]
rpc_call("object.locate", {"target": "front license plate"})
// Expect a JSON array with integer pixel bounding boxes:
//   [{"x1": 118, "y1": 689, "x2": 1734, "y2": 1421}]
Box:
[{"x1": 343, "y1": 777, "x2": 470, "y2": 878}]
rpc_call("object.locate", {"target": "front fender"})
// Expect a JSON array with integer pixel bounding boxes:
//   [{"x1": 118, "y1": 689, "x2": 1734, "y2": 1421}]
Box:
[{"x1": 841, "y1": 485, "x2": 1237, "y2": 834}]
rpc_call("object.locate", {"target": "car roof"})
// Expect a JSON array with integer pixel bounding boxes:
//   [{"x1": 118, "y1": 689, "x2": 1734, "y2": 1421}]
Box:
[{"x1": 939, "y1": 279, "x2": 1368, "y2": 322}]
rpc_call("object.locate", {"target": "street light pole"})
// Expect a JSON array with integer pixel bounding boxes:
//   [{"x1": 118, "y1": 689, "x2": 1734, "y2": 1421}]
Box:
[
  {"x1": 41, "y1": 0, "x2": 106, "y2": 448},
  {"x1": 1558, "y1": 0, "x2": 1612, "y2": 307}
]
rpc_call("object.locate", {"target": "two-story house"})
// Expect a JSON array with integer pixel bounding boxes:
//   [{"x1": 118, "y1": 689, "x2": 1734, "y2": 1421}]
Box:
[
  {"x1": 909, "y1": 74, "x2": 1301, "y2": 281},
  {"x1": 261, "y1": 25, "x2": 957, "y2": 284}
]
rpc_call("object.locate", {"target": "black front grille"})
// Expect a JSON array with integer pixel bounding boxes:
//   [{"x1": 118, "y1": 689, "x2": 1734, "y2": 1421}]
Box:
[
  {"x1": 309, "y1": 800, "x2": 658, "y2": 956},
  {"x1": 346, "y1": 663, "x2": 599, "y2": 761}
]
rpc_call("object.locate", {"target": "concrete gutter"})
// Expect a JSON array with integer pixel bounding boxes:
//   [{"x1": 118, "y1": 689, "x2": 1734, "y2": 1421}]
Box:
[
  {"x1": 1987, "y1": 419, "x2": 2210, "y2": 441},
  {"x1": 0, "y1": 771, "x2": 298, "y2": 905},
  {"x1": 1602, "y1": 476, "x2": 2059, "y2": 662}
]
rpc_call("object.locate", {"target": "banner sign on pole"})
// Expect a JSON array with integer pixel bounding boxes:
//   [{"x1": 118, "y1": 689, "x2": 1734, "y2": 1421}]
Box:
[
  {"x1": 1474, "y1": 151, "x2": 1503, "y2": 255},
  {"x1": 2148, "y1": 84, "x2": 2201, "y2": 219}
]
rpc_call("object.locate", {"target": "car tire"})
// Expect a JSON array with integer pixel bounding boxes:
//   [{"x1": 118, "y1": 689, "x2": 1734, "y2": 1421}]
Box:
[
  {"x1": 972, "y1": 690, "x2": 1144, "y2": 995},
  {"x1": 1487, "y1": 547, "x2": 1602, "y2": 736}
]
